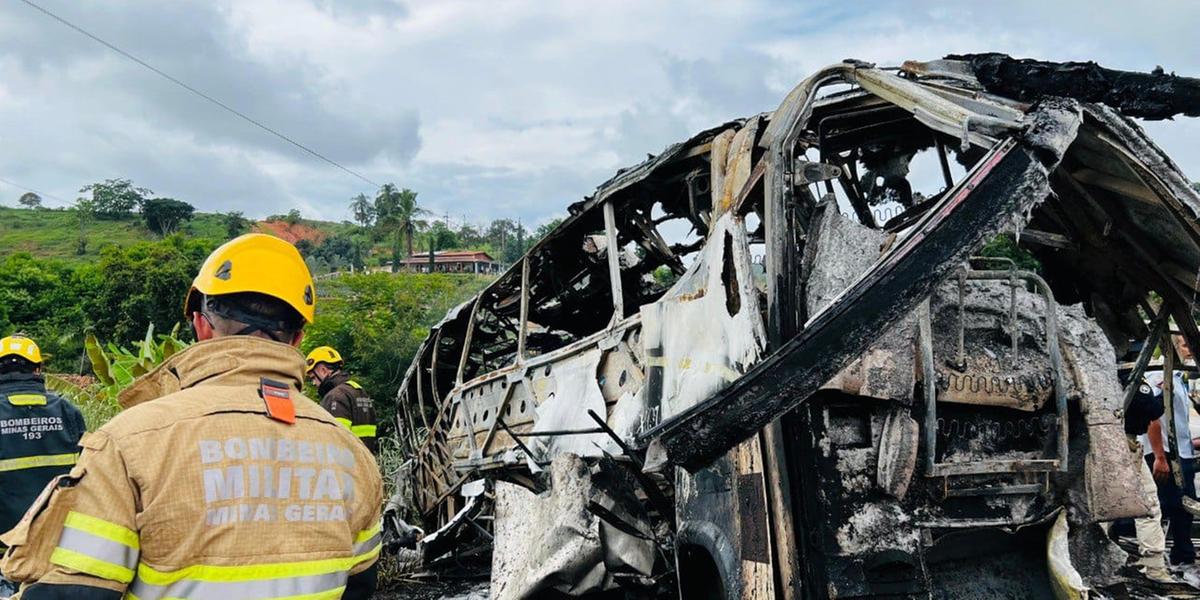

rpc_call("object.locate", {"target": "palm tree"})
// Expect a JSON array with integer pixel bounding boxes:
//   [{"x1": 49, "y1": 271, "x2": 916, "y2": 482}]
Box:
[
  {"x1": 349, "y1": 193, "x2": 375, "y2": 228},
  {"x1": 374, "y1": 184, "x2": 425, "y2": 272}
]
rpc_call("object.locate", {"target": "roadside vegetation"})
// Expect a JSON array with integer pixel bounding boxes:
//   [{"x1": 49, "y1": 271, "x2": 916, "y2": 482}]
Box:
[{"x1": 1, "y1": 178, "x2": 555, "y2": 453}]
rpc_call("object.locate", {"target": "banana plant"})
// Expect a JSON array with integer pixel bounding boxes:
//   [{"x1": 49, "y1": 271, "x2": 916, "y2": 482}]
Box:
[{"x1": 84, "y1": 323, "x2": 191, "y2": 403}]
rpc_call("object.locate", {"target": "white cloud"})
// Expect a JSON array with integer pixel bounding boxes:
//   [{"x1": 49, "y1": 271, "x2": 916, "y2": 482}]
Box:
[{"x1": 0, "y1": 0, "x2": 1197, "y2": 224}]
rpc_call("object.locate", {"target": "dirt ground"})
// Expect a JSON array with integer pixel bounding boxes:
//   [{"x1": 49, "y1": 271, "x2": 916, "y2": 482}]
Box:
[{"x1": 377, "y1": 579, "x2": 489, "y2": 600}]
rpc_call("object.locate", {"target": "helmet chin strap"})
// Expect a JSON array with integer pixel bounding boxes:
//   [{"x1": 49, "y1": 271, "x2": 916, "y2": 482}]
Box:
[{"x1": 201, "y1": 296, "x2": 294, "y2": 343}]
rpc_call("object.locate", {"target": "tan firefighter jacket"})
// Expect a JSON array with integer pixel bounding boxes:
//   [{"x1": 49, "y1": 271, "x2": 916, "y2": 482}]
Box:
[{"x1": 0, "y1": 336, "x2": 383, "y2": 599}]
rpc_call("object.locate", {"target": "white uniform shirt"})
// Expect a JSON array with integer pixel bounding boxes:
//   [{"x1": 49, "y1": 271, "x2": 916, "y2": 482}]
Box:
[{"x1": 1139, "y1": 370, "x2": 1195, "y2": 459}]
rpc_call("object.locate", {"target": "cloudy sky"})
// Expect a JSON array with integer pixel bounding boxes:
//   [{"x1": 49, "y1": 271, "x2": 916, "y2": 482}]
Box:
[{"x1": 0, "y1": 1, "x2": 1197, "y2": 228}]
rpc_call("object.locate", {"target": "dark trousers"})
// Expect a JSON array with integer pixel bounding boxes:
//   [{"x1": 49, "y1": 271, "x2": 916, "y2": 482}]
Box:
[{"x1": 1145, "y1": 455, "x2": 1197, "y2": 565}]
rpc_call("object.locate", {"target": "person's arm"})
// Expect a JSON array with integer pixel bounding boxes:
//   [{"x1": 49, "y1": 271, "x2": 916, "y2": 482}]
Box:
[
  {"x1": 21, "y1": 583, "x2": 122, "y2": 600},
  {"x1": 22, "y1": 432, "x2": 139, "y2": 598},
  {"x1": 322, "y1": 389, "x2": 355, "y2": 432},
  {"x1": 1149, "y1": 419, "x2": 1171, "y2": 481},
  {"x1": 343, "y1": 563, "x2": 378, "y2": 600},
  {"x1": 69, "y1": 403, "x2": 87, "y2": 442},
  {"x1": 346, "y1": 446, "x2": 384, "y2": 599}
]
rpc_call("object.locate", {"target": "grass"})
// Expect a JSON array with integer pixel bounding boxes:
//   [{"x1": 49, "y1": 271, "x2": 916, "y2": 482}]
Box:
[
  {"x1": 0, "y1": 206, "x2": 354, "y2": 264},
  {"x1": 43, "y1": 374, "x2": 121, "y2": 431},
  {"x1": 0, "y1": 207, "x2": 229, "y2": 263}
]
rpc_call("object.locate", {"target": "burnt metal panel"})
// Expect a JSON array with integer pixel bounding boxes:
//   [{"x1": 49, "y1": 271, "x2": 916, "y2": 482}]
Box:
[
  {"x1": 641, "y1": 133, "x2": 1066, "y2": 470},
  {"x1": 947, "y1": 52, "x2": 1200, "y2": 120},
  {"x1": 737, "y1": 473, "x2": 770, "y2": 564}
]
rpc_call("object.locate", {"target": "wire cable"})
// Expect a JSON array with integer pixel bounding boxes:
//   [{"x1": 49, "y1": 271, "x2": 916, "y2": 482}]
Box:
[
  {"x1": 18, "y1": 0, "x2": 380, "y2": 188},
  {"x1": 0, "y1": 176, "x2": 69, "y2": 205}
]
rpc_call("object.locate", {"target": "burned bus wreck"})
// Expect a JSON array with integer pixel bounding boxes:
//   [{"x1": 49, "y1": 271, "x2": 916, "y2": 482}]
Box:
[{"x1": 388, "y1": 54, "x2": 1200, "y2": 599}]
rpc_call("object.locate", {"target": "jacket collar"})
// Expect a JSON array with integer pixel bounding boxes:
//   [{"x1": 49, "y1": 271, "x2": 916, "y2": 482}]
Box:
[
  {"x1": 0, "y1": 372, "x2": 46, "y2": 395},
  {"x1": 317, "y1": 370, "x2": 350, "y2": 398},
  {"x1": 118, "y1": 336, "x2": 305, "y2": 409}
]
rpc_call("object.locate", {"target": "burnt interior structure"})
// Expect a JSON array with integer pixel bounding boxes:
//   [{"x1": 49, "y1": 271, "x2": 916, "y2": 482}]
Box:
[{"x1": 390, "y1": 54, "x2": 1200, "y2": 599}]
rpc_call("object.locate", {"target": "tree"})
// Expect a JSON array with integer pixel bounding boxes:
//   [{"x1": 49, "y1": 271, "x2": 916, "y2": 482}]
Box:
[
  {"x1": 0, "y1": 253, "x2": 91, "y2": 371},
  {"x1": 480, "y1": 218, "x2": 534, "y2": 263},
  {"x1": 534, "y1": 217, "x2": 563, "y2": 243},
  {"x1": 310, "y1": 235, "x2": 356, "y2": 272},
  {"x1": 295, "y1": 239, "x2": 315, "y2": 257},
  {"x1": 142, "y1": 198, "x2": 195, "y2": 235},
  {"x1": 374, "y1": 184, "x2": 424, "y2": 273},
  {"x1": 86, "y1": 236, "x2": 215, "y2": 346},
  {"x1": 79, "y1": 179, "x2": 151, "y2": 219},
  {"x1": 18, "y1": 192, "x2": 42, "y2": 209},
  {"x1": 485, "y1": 219, "x2": 529, "y2": 263},
  {"x1": 349, "y1": 234, "x2": 371, "y2": 271},
  {"x1": 222, "y1": 211, "x2": 249, "y2": 238},
  {"x1": 72, "y1": 198, "x2": 97, "y2": 255},
  {"x1": 285, "y1": 209, "x2": 303, "y2": 226},
  {"x1": 456, "y1": 223, "x2": 482, "y2": 247},
  {"x1": 350, "y1": 193, "x2": 375, "y2": 228},
  {"x1": 427, "y1": 220, "x2": 459, "y2": 252}
]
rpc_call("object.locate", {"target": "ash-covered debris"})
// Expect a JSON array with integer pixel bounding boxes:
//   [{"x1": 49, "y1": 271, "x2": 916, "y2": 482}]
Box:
[
  {"x1": 386, "y1": 54, "x2": 1200, "y2": 599},
  {"x1": 490, "y1": 455, "x2": 664, "y2": 599},
  {"x1": 942, "y1": 53, "x2": 1200, "y2": 120}
]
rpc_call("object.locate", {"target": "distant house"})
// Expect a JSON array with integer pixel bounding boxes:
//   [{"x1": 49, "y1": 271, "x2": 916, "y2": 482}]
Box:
[{"x1": 384, "y1": 250, "x2": 503, "y2": 274}]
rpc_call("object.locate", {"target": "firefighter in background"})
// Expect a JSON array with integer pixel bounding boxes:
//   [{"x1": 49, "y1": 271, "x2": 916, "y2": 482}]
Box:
[
  {"x1": 0, "y1": 336, "x2": 85, "y2": 597},
  {"x1": 305, "y1": 347, "x2": 377, "y2": 453},
  {"x1": 1, "y1": 234, "x2": 383, "y2": 600}
]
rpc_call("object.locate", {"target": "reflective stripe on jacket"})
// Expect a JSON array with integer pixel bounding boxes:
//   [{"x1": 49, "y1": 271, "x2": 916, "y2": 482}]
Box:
[
  {"x1": 0, "y1": 372, "x2": 85, "y2": 533},
  {"x1": 27, "y1": 337, "x2": 383, "y2": 597},
  {"x1": 317, "y1": 371, "x2": 377, "y2": 453}
]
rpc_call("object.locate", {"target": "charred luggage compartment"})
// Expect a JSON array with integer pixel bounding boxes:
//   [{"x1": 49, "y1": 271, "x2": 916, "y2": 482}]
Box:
[{"x1": 388, "y1": 54, "x2": 1200, "y2": 599}]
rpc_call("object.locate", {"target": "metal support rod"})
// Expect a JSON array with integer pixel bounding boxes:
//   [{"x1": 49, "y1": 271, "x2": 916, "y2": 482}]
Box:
[
  {"x1": 1164, "y1": 328, "x2": 1184, "y2": 487},
  {"x1": 478, "y1": 381, "x2": 518, "y2": 456},
  {"x1": 496, "y1": 418, "x2": 537, "y2": 463},
  {"x1": 587, "y1": 409, "x2": 640, "y2": 465},
  {"x1": 414, "y1": 356, "x2": 431, "y2": 430},
  {"x1": 468, "y1": 518, "x2": 494, "y2": 542},
  {"x1": 1122, "y1": 306, "x2": 1172, "y2": 411},
  {"x1": 586, "y1": 410, "x2": 675, "y2": 521},
  {"x1": 919, "y1": 299, "x2": 938, "y2": 475},
  {"x1": 956, "y1": 271, "x2": 965, "y2": 365},
  {"x1": 457, "y1": 398, "x2": 480, "y2": 455},
  {"x1": 428, "y1": 329, "x2": 444, "y2": 414},
  {"x1": 516, "y1": 258, "x2": 530, "y2": 361},
  {"x1": 935, "y1": 137, "x2": 955, "y2": 189},
  {"x1": 603, "y1": 201, "x2": 625, "y2": 324},
  {"x1": 510, "y1": 427, "x2": 606, "y2": 438},
  {"x1": 455, "y1": 297, "x2": 481, "y2": 385},
  {"x1": 1009, "y1": 268, "x2": 1018, "y2": 368}
]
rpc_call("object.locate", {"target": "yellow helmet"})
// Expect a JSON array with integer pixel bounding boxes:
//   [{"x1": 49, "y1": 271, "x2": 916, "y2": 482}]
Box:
[
  {"x1": 185, "y1": 233, "x2": 316, "y2": 323},
  {"x1": 305, "y1": 346, "x2": 343, "y2": 374},
  {"x1": 0, "y1": 335, "x2": 43, "y2": 364}
]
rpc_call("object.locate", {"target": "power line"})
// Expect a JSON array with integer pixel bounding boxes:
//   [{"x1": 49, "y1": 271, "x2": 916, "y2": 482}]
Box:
[
  {"x1": 18, "y1": 0, "x2": 380, "y2": 189},
  {"x1": 0, "y1": 176, "x2": 69, "y2": 205}
]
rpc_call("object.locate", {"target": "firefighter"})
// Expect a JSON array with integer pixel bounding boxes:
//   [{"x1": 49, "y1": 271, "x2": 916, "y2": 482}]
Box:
[
  {"x1": 305, "y1": 346, "x2": 377, "y2": 453},
  {"x1": 1, "y1": 234, "x2": 383, "y2": 600},
  {"x1": 1121, "y1": 376, "x2": 1174, "y2": 583},
  {"x1": 1139, "y1": 369, "x2": 1198, "y2": 574},
  {"x1": 0, "y1": 336, "x2": 85, "y2": 597}
]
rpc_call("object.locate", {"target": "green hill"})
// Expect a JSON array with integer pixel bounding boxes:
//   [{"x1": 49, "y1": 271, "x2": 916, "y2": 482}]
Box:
[{"x1": 0, "y1": 206, "x2": 348, "y2": 264}]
